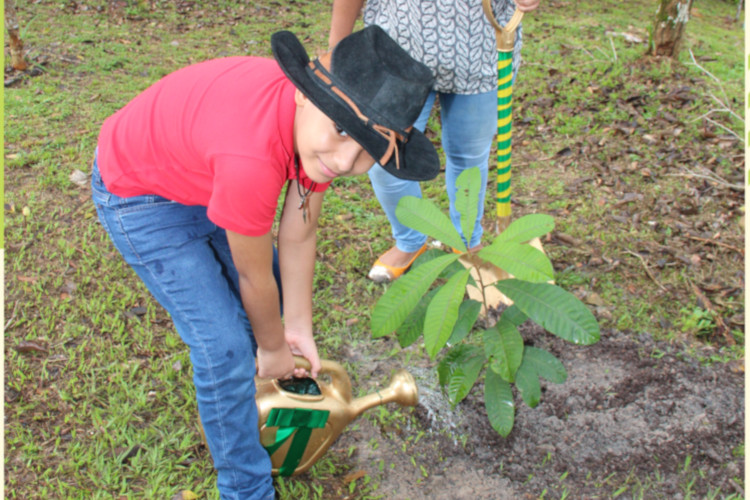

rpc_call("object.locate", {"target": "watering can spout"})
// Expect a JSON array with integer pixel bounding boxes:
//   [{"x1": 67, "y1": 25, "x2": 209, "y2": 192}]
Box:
[{"x1": 350, "y1": 369, "x2": 419, "y2": 417}]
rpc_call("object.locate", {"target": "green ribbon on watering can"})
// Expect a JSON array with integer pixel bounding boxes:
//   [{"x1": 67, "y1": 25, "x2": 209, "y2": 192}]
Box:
[{"x1": 263, "y1": 407, "x2": 329, "y2": 476}]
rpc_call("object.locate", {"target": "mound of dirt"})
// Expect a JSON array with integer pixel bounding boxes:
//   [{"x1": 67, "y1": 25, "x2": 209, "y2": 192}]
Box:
[{"x1": 335, "y1": 327, "x2": 744, "y2": 498}]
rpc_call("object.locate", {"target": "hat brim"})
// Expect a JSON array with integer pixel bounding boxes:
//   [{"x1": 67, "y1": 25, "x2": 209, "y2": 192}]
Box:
[{"x1": 271, "y1": 31, "x2": 439, "y2": 182}]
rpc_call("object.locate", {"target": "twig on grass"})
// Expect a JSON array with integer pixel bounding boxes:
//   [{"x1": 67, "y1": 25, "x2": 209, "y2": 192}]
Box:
[
  {"x1": 594, "y1": 46, "x2": 613, "y2": 63},
  {"x1": 623, "y1": 250, "x2": 669, "y2": 293},
  {"x1": 687, "y1": 277, "x2": 735, "y2": 345},
  {"x1": 703, "y1": 117, "x2": 741, "y2": 141},
  {"x1": 561, "y1": 45, "x2": 610, "y2": 64},
  {"x1": 513, "y1": 155, "x2": 557, "y2": 167},
  {"x1": 688, "y1": 49, "x2": 722, "y2": 85},
  {"x1": 665, "y1": 168, "x2": 743, "y2": 192},
  {"x1": 5, "y1": 300, "x2": 20, "y2": 331},
  {"x1": 608, "y1": 35, "x2": 617, "y2": 61},
  {"x1": 685, "y1": 235, "x2": 744, "y2": 255},
  {"x1": 728, "y1": 478, "x2": 745, "y2": 497},
  {"x1": 706, "y1": 93, "x2": 743, "y2": 124},
  {"x1": 686, "y1": 49, "x2": 742, "y2": 140}
]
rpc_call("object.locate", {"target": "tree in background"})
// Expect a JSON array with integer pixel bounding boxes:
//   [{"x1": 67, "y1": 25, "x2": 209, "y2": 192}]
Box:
[
  {"x1": 647, "y1": 0, "x2": 694, "y2": 57},
  {"x1": 5, "y1": 0, "x2": 28, "y2": 70}
]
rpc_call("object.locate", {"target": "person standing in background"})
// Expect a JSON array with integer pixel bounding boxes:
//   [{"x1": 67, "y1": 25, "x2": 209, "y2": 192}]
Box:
[{"x1": 329, "y1": 0, "x2": 540, "y2": 283}]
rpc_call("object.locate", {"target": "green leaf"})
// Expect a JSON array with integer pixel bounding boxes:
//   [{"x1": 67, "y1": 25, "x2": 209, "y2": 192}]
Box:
[
  {"x1": 410, "y1": 249, "x2": 478, "y2": 291},
  {"x1": 455, "y1": 168, "x2": 481, "y2": 248},
  {"x1": 495, "y1": 280, "x2": 600, "y2": 345},
  {"x1": 500, "y1": 305, "x2": 528, "y2": 327},
  {"x1": 515, "y1": 357, "x2": 541, "y2": 407},
  {"x1": 371, "y1": 253, "x2": 459, "y2": 338},
  {"x1": 395, "y1": 287, "x2": 439, "y2": 348},
  {"x1": 395, "y1": 196, "x2": 466, "y2": 252},
  {"x1": 440, "y1": 257, "x2": 477, "y2": 287},
  {"x1": 437, "y1": 344, "x2": 482, "y2": 385},
  {"x1": 447, "y1": 299, "x2": 482, "y2": 345},
  {"x1": 478, "y1": 242, "x2": 554, "y2": 283},
  {"x1": 424, "y1": 268, "x2": 471, "y2": 359},
  {"x1": 495, "y1": 214, "x2": 554, "y2": 244},
  {"x1": 412, "y1": 247, "x2": 443, "y2": 269},
  {"x1": 484, "y1": 319, "x2": 524, "y2": 382},
  {"x1": 437, "y1": 345, "x2": 484, "y2": 407},
  {"x1": 484, "y1": 370, "x2": 515, "y2": 437},
  {"x1": 524, "y1": 346, "x2": 567, "y2": 384}
]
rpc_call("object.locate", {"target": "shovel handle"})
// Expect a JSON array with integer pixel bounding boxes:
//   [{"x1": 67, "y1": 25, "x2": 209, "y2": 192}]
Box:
[{"x1": 482, "y1": 0, "x2": 523, "y2": 51}]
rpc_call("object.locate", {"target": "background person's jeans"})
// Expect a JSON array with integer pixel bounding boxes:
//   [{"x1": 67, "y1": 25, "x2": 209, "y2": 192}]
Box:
[
  {"x1": 367, "y1": 89, "x2": 497, "y2": 251},
  {"x1": 91, "y1": 157, "x2": 277, "y2": 500}
]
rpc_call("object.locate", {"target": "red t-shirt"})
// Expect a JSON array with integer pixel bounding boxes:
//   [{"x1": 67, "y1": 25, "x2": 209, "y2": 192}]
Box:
[{"x1": 97, "y1": 57, "x2": 329, "y2": 236}]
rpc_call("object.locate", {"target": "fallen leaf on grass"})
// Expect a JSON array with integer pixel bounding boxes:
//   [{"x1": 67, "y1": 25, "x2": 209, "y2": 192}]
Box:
[
  {"x1": 344, "y1": 469, "x2": 367, "y2": 484},
  {"x1": 641, "y1": 134, "x2": 657, "y2": 145},
  {"x1": 123, "y1": 306, "x2": 147, "y2": 319},
  {"x1": 553, "y1": 232, "x2": 580, "y2": 247},
  {"x1": 15, "y1": 340, "x2": 48, "y2": 354},
  {"x1": 69, "y1": 169, "x2": 89, "y2": 187},
  {"x1": 170, "y1": 490, "x2": 198, "y2": 500},
  {"x1": 604, "y1": 30, "x2": 644, "y2": 44},
  {"x1": 115, "y1": 444, "x2": 144, "y2": 464},
  {"x1": 5, "y1": 388, "x2": 21, "y2": 403},
  {"x1": 585, "y1": 292, "x2": 606, "y2": 307}
]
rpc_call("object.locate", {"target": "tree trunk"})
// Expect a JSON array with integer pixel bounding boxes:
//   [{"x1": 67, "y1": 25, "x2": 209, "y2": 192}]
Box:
[
  {"x1": 648, "y1": 0, "x2": 693, "y2": 58},
  {"x1": 5, "y1": 0, "x2": 28, "y2": 71}
]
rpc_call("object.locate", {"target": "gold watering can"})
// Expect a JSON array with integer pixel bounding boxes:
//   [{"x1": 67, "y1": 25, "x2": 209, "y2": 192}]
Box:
[
  {"x1": 257, "y1": 357, "x2": 418, "y2": 476},
  {"x1": 200, "y1": 357, "x2": 418, "y2": 476}
]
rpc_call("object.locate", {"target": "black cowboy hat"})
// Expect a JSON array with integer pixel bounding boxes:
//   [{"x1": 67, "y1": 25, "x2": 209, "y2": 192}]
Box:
[{"x1": 271, "y1": 26, "x2": 439, "y2": 181}]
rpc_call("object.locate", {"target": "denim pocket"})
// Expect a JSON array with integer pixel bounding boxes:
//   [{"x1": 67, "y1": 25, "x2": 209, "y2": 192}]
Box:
[
  {"x1": 114, "y1": 194, "x2": 175, "y2": 215},
  {"x1": 91, "y1": 170, "x2": 175, "y2": 214},
  {"x1": 90, "y1": 156, "x2": 113, "y2": 206},
  {"x1": 91, "y1": 181, "x2": 111, "y2": 206}
]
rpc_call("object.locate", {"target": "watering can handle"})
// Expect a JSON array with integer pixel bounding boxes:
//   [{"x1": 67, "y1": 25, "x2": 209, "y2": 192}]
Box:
[
  {"x1": 482, "y1": 0, "x2": 523, "y2": 51},
  {"x1": 292, "y1": 356, "x2": 353, "y2": 400}
]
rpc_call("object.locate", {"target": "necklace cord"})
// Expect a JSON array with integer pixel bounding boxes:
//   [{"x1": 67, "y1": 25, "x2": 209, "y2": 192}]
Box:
[{"x1": 295, "y1": 158, "x2": 316, "y2": 222}]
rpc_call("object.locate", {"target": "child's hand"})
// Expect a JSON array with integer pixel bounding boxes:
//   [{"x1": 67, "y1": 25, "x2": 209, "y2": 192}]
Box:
[
  {"x1": 285, "y1": 329, "x2": 321, "y2": 378},
  {"x1": 256, "y1": 344, "x2": 296, "y2": 380}
]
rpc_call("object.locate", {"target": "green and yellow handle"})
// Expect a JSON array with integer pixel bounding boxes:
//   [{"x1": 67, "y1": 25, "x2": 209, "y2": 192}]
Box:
[{"x1": 482, "y1": 0, "x2": 523, "y2": 233}]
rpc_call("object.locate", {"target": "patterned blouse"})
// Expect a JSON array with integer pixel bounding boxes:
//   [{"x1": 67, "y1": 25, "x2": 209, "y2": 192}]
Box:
[{"x1": 363, "y1": 0, "x2": 523, "y2": 94}]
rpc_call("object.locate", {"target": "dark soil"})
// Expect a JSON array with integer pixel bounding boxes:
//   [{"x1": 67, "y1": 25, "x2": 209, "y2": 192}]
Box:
[{"x1": 329, "y1": 324, "x2": 744, "y2": 499}]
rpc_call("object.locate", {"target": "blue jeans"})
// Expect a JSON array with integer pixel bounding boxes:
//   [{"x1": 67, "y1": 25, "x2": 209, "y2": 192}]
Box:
[
  {"x1": 368, "y1": 90, "x2": 497, "y2": 251},
  {"x1": 91, "y1": 157, "x2": 277, "y2": 500}
]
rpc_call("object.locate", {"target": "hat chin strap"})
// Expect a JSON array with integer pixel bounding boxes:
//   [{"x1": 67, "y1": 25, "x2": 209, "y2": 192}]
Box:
[
  {"x1": 309, "y1": 56, "x2": 410, "y2": 170},
  {"x1": 371, "y1": 124, "x2": 402, "y2": 170}
]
